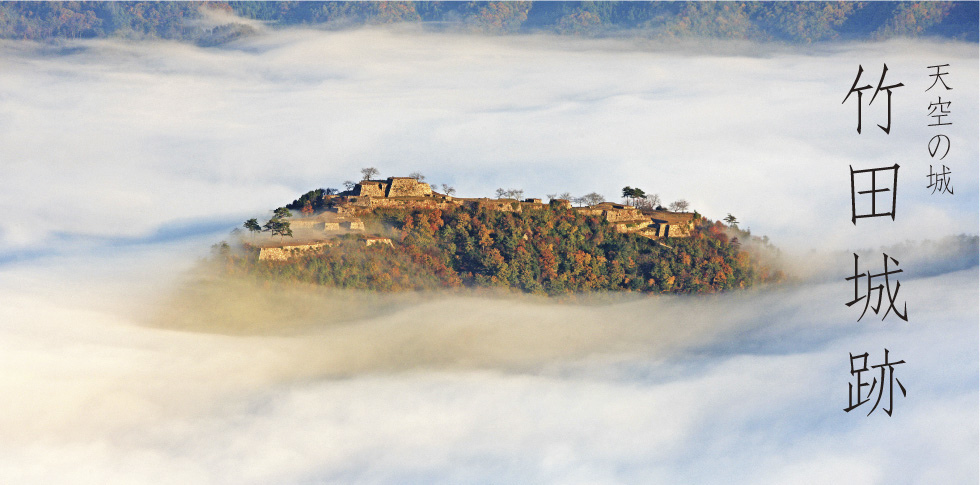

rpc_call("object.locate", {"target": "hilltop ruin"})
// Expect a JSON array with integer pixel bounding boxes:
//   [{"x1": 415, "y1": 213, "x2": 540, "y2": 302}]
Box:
[
  {"x1": 341, "y1": 176, "x2": 695, "y2": 237},
  {"x1": 256, "y1": 176, "x2": 694, "y2": 260}
]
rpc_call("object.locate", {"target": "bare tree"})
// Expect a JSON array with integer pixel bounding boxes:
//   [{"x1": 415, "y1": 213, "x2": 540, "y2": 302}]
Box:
[
  {"x1": 408, "y1": 171, "x2": 426, "y2": 182},
  {"x1": 343, "y1": 180, "x2": 356, "y2": 191},
  {"x1": 635, "y1": 193, "x2": 661, "y2": 210},
  {"x1": 559, "y1": 192, "x2": 572, "y2": 202},
  {"x1": 360, "y1": 167, "x2": 379, "y2": 180},
  {"x1": 647, "y1": 193, "x2": 662, "y2": 208},
  {"x1": 495, "y1": 188, "x2": 524, "y2": 200},
  {"x1": 441, "y1": 184, "x2": 456, "y2": 196},
  {"x1": 668, "y1": 199, "x2": 690, "y2": 212},
  {"x1": 581, "y1": 192, "x2": 605, "y2": 206}
]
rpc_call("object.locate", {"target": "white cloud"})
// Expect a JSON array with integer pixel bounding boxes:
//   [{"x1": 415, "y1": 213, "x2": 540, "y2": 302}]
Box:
[
  {"x1": 0, "y1": 32, "x2": 976, "y2": 255},
  {"x1": 0, "y1": 28, "x2": 976, "y2": 484},
  {"x1": 0, "y1": 238, "x2": 977, "y2": 483}
]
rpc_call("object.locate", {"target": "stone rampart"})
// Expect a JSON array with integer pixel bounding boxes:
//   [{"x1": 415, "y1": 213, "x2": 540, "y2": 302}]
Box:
[
  {"x1": 364, "y1": 237, "x2": 394, "y2": 247},
  {"x1": 368, "y1": 197, "x2": 452, "y2": 210},
  {"x1": 575, "y1": 208, "x2": 604, "y2": 217},
  {"x1": 387, "y1": 177, "x2": 432, "y2": 197},
  {"x1": 469, "y1": 198, "x2": 522, "y2": 212},
  {"x1": 356, "y1": 180, "x2": 388, "y2": 197},
  {"x1": 614, "y1": 221, "x2": 653, "y2": 234},
  {"x1": 258, "y1": 242, "x2": 328, "y2": 261},
  {"x1": 290, "y1": 220, "x2": 324, "y2": 230},
  {"x1": 344, "y1": 221, "x2": 365, "y2": 231}
]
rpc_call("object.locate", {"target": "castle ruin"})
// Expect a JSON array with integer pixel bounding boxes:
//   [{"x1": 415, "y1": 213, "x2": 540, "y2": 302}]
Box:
[{"x1": 257, "y1": 175, "x2": 695, "y2": 260}]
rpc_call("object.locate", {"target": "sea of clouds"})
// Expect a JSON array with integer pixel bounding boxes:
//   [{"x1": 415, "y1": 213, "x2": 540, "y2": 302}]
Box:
[{"x1": 0, "y1": 26, "x2": 977, "y2": 484}]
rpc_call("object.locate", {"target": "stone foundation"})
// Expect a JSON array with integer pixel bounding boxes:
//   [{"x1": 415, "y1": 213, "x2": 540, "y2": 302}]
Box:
[{"x1": 258, "y1": 243, "x2": 329, "y2": 261}]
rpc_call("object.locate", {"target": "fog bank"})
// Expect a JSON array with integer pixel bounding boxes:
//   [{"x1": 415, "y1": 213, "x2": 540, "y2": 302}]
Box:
[{"x1": 0, "y1": 27, "x2": 977, "y2": 484}]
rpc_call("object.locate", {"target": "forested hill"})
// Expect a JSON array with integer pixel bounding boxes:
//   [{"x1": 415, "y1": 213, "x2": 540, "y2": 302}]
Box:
[
  {"x1": 1, "y1": 2, "x2": 976, "y2": 45},
  {"x1": 215, "y1": 202, "x2": 784, "y2": 296}
]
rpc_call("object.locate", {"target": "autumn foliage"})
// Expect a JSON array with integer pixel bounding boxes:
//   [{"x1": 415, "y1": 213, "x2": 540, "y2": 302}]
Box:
[{"x1": 224, "y1": 203, "x2": 783, "y2": 295}]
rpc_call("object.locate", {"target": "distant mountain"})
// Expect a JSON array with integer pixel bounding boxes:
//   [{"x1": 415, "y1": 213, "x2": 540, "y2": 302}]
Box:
[{"x1": 1, "y1": 2, "x2": 976, "y2": 44}]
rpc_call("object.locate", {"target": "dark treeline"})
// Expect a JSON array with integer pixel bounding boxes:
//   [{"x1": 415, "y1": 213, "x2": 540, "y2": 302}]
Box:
[
  {"x1": 1, "y1": 2, "x2": 976, "y2": 44},
  {"x1": 217, "y1": 203, "x2": 783, "y2": 296}
]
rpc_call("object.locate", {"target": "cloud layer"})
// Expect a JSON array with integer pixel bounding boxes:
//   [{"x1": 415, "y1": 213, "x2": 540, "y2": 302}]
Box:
[
  {"x1": 0, "y1": 30, "x2": 977, "y2": 257},
  {"x1": 0, "y1": 241, "x2": 976, "y2": 483},
  {"x1": 0, "y1": 27, "x2": 977, "y2": 484}
]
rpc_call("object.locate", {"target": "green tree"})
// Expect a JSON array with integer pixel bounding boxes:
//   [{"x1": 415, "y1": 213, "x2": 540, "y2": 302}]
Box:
[
  {"x1": 286, "y1": 188, "x2": 328, "y2": 211},
  {"x1": 275, "y1": 220, "x2": 293, "y2": 240},
  {"x1": 622, "y1": 186, "x2": 647, "y2": 206},
  {"x1": 724, "y1": 213, "x2": 738, "y2": 227},
  {"x1": 630, "y1": 187, "x2": 646, "y2": 205},
  {"x1": 243, "y1": 218, "x2": 261, "y2": 238},
  {"x1": 228, "y1": 185, "x2": 783, "y2": 294},
  {"x1": 264, "y1": 218, "x2": 293, "y2": 242},
  {"x1": 621, "y1": 186, "x2": 634, "y2": 203}
]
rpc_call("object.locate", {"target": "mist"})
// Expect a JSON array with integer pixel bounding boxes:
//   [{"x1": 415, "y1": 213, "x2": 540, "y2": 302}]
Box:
[
  {"x1": 0, "y1": 29, "x2": 977, "y2": 255},
  {"x1": 0, "y1": 26, "x2": 977, "y2": 484},
  {"x1": 1, "y1": 239, "x2": 976, "y2": 483}
]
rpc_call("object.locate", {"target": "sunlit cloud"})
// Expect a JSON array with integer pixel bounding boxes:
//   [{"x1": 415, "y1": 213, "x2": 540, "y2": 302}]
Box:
[
  {"x1": 0, "y1": 26, "x2": 976, "y2": 484},
  {"x1": 0, "y1": 241, "x2": 975, "y2": 483},
  {"x1": 0, "y1": 31, "x2": 976, "y2": 258}
]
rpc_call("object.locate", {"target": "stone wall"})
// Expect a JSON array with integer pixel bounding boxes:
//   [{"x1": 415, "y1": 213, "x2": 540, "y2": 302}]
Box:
[
  {"x1": 290, "y1": 220, "x2": 324, "y2": 230},
  {"x1": 614, "y1": 221, "x2": 653, "y2": 234},
  {"x1": 519, "y1": 201, "x2": 550, "y2": 211},
  {"x1": 356, "y1": 180, "x2": 388, "y2": 197},
  {"x1": 468, "y1": 199, "x2": 522, "y2": 212},
  {"x1": 575, "y1": 205, "x2": 642, "y2": 224},
  {"x1": 364, "y1": 237, "x2": 394, "y2": 247},
  {"x1": 604, "y1": 208, "x2": 642, "y2": 223},
  {"x1": 344, "y1": 221, "x2": 365, "y2": 231},
  {"x1": 367, "y1": 197, "x2": 452, "y2": 211},
  {"x1": 648, "y1": 212, "x2": 695, "y2": 238},
  {"x1": 665, "y1": 222, "x2": 692, "y2": 238},
  {"x1": 638, "y1": 228, "x2": 661, "y2": 239},
  {"x1": 258, "y1": 242, "x2": 328, "y2": 261},
  {"x1": 333, "y1": 203, "x2": 360, "y2": 217},
  {"x1": 575, "y1": 208, "x2": 603, "y2": 217},
  {"x1": 387, "y1": 177, "x2": 433, "y2": 197}
]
